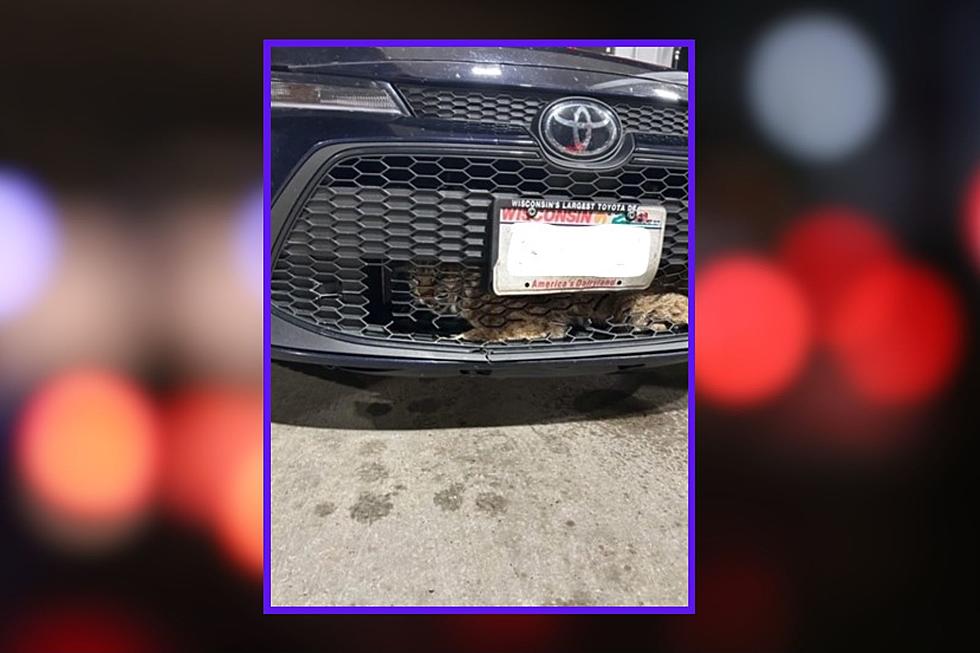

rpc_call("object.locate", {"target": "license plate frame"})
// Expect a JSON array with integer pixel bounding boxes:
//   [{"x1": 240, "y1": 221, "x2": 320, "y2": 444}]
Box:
[{"x1": 489, "y1": 197, "x2": 667, "y2": 296}]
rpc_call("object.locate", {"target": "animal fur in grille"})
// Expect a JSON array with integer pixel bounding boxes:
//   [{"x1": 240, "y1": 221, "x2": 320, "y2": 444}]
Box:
[{"x1": 409, "y1": 264, "x2": 687, "y2": 343}]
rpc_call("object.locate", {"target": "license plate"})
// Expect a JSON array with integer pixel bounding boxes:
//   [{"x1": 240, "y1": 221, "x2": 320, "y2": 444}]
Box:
[{"x1": 490, "y1": 198, "x2": 667, "y2": 295}]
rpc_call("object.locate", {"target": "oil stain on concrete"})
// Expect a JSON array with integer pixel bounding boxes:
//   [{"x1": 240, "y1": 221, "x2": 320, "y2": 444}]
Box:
[
  {"x1": 433, "y1": 483, "x2": 465, "y2": 511},
  {"x1": 357, "y1": 461, "x2": 389, "y2": 483},
  {"x1": 349, "y1": 492, "x2": 394, "y2": 524},
  {"x1": 475, "y1": 492, "x2": 508, "y2": 516},
  {"x1": 313, "y1": 501, "x2": 336, "y2": 517}
]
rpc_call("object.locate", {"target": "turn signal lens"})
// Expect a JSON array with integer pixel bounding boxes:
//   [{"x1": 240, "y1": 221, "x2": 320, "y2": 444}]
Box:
[{"x1": 270, "y1": 78, "x2": 404, "y2": 114}]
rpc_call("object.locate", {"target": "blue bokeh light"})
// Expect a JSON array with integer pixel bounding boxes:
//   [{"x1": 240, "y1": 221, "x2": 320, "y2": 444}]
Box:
[
  {"x1": 0, "y1": 169, "x2": 61, "y2": 321},
  {"x1": 747, "y1": 12, "x2": 889, "y2": 163},
  {"x1": 235, "y1": 185, "x2": 263, "y2": 297}
]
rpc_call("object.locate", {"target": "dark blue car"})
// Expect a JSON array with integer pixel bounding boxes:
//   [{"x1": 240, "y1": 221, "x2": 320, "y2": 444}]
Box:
[{"x1": 270, "y1": 47, "x2": 689, "y2": 376}]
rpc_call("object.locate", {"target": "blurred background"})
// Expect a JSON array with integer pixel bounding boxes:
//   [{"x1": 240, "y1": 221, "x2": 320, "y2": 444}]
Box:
[{"x1": 1, "y1": 0, "x2": 977, "y2": 651}]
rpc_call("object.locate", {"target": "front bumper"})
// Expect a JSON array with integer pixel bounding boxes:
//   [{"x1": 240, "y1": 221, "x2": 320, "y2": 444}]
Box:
[
  {"x1": 273, "y1": 310, "x2": 686, "y2": 376},
  {"x1": 270, "y1": 84, "x2": 689, "y2": 376}
]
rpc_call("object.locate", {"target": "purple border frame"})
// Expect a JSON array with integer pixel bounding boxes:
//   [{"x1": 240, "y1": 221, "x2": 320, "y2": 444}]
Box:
[{"x1": 262, "y1": 39, "x2": 695, "y2": 615}]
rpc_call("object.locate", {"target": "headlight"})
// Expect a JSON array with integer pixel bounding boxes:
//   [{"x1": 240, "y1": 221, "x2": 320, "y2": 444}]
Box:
[{"x1": 270, "y1": 75, "x2": 406, "y2": 115}]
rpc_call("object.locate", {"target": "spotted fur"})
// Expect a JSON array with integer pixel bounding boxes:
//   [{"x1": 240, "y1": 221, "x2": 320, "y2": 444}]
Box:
[{"x1": 411, "y1": 264, "x2": 688, "y2": 342}]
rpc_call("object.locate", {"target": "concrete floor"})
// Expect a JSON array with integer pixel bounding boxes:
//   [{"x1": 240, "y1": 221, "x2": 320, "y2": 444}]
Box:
[{"x1": 270, "y1": 362, "x2": 689, "y2": 607}]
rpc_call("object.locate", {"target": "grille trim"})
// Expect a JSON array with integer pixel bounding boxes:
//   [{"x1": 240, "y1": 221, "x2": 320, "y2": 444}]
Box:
[
  {"x1": 272, "y1": 142, "x2": 688, "y2": 354},
  {"x1": 399, "y1": 84, "x2": 689, "y2": 138}
]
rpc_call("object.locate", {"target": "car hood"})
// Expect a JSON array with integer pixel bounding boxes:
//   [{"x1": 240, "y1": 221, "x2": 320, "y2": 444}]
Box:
[
  {"x1": 271, "y1": 46, "x2": 687, "y2": 102},
  {"x1": 271, "y1": 46, "x2": 684, "y2": 85}
]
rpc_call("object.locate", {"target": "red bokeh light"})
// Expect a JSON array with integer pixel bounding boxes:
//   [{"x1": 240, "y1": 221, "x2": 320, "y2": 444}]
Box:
[
  {"x1": 827, "y1": 259, "x2": 964, "y2": 405},
  {"x1": 695, "y1": 254, "x2": 813, "y2": 406},
  {"x1": 444, "y1": 616, "x2": 563, "y2": 653},
  {"x1": 668, "y1": 552, "x2": 791, "y2": 653},
  {"x1": 162, "y1": 387, "x2": 262, "y2": 527},
  {"x1": 778, "y1": 206, "x2": 898, "y2": 339},
  {"x1": 772, "y1": 357, "x2": 927, "y2": 454},
  {"x1": 15, "y1": 370, "x2": 160, "y2": 523},
  {"x1": 2, "y1": 602, "x2": 159, "y2": 653},
  {"x1": 162, "y1": 386, "x2": 263, "y2": 576},
  {"x1": 963, "y1": 167, "x2": 980, "y2": 270}
]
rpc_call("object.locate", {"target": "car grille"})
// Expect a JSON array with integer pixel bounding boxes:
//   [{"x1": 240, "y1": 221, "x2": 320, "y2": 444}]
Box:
[
  {"x1": 399, "y1": 85, "x2": 688, "y2": 138},
  {"x1": 271, "y1": 146, "x2": 688, "y2": 350}
]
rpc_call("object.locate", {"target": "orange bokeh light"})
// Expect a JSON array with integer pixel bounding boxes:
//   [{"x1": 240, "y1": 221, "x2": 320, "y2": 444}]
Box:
[
  {"x1": 827, "y1": 259, "x2": 965, "y2": 405},
  {"x1": 695, "y1": 254, "x2": 813, "y2": 406},
  {"x1": 214, "y1": 435, "x2": 263, "y2": 576},
  {"x1": 778, "y1": 206, "x2": 898, "y2": 339},
  {"x1": 15, "y1": 370, "x2": 160, "y2": 523}
]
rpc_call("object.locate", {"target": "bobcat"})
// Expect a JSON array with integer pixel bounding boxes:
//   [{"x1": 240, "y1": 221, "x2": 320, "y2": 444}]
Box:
[{"x1": 410, "y1": 264, "x2": 688, "y2": 343}]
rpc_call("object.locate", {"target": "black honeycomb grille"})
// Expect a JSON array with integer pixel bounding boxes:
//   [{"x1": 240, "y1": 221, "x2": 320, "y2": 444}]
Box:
[
  {"x1": 272, "y1": 148, "x2": 688, "y2": 349},
  {"x1": 399, "y1": 85, "x2": 688, "y2": 137}
]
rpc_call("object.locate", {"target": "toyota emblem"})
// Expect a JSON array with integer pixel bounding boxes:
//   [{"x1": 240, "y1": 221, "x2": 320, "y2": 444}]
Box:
[{"x1": 537, "y1": 98, "x2": 623, "y2": 161}]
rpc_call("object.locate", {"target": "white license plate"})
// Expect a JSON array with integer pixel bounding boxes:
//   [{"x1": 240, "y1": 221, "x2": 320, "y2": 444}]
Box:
[{"x1": 491, "y1": 198, "x2": 667, "y2": 295}]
